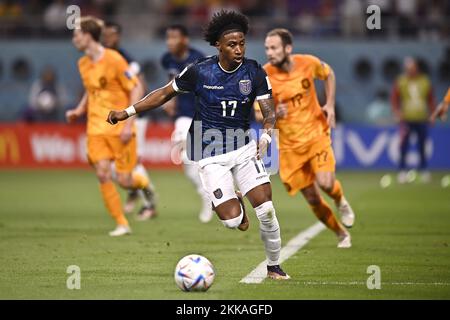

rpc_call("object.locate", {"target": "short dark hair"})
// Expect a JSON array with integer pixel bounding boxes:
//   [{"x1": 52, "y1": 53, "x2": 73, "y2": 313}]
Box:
[
  {"x1": 79, "y1": 16, "x2": 104, "y2": 42},
  {"x1": 203, "y1": 10, "x2": 249, "y2": 46},
  {"x1": 267, "y1": 28, "x2": 293, "y2": 47},
  {"x1": 104, "y1": 21, "x2": 122, "y2": 34},
  {"x1": 167, "y1": 24, "x2": 189, "y2": 37}
]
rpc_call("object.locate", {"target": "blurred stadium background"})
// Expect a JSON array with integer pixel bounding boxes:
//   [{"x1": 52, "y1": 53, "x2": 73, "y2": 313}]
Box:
[
  {"x1": 0, "y1": 0, "x2": 449, "y2": 299},
  {"x1": 1, "y1": 0, "x2": 449, "y2": 170}
]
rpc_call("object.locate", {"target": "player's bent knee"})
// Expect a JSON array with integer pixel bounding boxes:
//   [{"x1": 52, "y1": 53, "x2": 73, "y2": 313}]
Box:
[
  {"x1": 317, "y1": 178, "x2": 334, "y2": 193},
  {"x1": 116, "y1": 174, "x2": 132, "y2": 189},
  {"x1": 255, "y1": 201, "x2": 279, "y2": 231},
  {"x1": 96, "y1": 171, "x2": 111, "y2": 183},
  {"x1": 220, "y1": 210, "x2": 243, "y2": 229}
]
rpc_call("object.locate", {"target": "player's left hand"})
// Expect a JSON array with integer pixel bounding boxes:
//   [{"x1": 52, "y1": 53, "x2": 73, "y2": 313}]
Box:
[
  {"x1": 322, "y1": 103, "x2": 336, "y2": 129},
  {"x1": 107, "y1": 110, "x2": 127, "y2": 125}
]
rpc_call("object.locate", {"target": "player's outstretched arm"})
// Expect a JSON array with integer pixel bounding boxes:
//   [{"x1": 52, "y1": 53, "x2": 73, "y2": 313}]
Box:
[
  {"x1": 256, "y1": 98, "x2": 276, "y2": 159},
  {"x1": 430, "y1": 100, "x2": 449, "y2": 124},
  {"x1": 322, "y1": 68, "x2": 336, "y2": 128},
  {"x1": 107, "y1": 81, "x2": 178, "y2": 125},
  {"x1": 66, "y1": 92, "x2": 88, "y2": 123}
]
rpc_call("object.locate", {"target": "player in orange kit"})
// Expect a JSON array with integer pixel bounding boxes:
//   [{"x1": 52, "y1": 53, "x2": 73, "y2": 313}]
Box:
[
  {"x1": 262, "y1": 28, "x2": 354, "y2": 248},
  {"x1": 66, "y1": 16, "x2": 154, "y2": 236}
]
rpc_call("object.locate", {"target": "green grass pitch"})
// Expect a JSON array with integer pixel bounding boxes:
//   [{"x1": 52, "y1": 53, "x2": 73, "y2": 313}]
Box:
[{"x1": 0, "y1": 169, "x2": 449, "y2": 299}]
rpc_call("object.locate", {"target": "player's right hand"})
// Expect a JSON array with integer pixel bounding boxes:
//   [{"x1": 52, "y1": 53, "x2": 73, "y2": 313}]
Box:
[
  {"x1": 65, "y1": 109, "x2": 80, "y2": 123},
  {"x1": 107, "y1": 110, "x2": 127, "y2": 125}
]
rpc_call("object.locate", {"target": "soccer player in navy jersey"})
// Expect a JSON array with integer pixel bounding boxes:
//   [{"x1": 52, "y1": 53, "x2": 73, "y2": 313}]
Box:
[
  {"x1": 161, "y1": 25, "x2": 213, "y2": 223},
  {"x1": 107, "y1": 10, "x2": 289, "y2": 280}
]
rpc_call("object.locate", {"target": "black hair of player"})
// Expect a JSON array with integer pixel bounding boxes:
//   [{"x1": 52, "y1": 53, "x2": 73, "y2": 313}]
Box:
[
  {"x1": 167, "y1": 24, "x2": 189, "y2": 37},
  {"x1": 104, "y1": 21, "x2": 122, "y2": 34},
  {"x1": 203, "y1": 10, "x2": 249, "y2": 46}
]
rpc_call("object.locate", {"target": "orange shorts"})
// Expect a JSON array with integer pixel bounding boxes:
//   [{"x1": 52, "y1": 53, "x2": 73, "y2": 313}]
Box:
[
  {"x1": 87, "y1": 135, "x2": 137, "y2": 173},
  {"x1": 279, "y1": 136, "x2": 335, "y2": 195}
]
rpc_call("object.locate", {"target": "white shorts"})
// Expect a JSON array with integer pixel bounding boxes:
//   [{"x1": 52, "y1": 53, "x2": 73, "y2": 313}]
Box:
[
  {"x1": 135, "y1": 117, "x2": 148, "y2": 158},
  {"x1": 171, "y1": 116, "x2": 192, "y2": 144},
  {"x1": 197, "y1": 140, "x2": 270, "y2": 207},
  {"x1": 171, "y1": 116, "x2": 193, "y2": 164}
]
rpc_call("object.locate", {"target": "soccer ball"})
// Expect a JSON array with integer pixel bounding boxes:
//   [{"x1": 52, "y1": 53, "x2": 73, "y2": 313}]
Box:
[{"x1": 174, "y1": 254, "x2": 215, "y2": 292}]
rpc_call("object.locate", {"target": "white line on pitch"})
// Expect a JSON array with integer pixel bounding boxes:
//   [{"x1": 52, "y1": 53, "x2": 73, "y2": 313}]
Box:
[
  {"x1": 297, "y1": 281, "x2": 450, "y2": 286},
  {"x1": 240, "y1": 222, "x2": 326, "y2": 284}
]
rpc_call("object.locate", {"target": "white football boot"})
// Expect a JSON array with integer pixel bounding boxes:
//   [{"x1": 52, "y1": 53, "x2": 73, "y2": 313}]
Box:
[
  {"x1": 397, "y1": 170, "x2": 408, "y2": 184},
  {"x1": 337, "y1": 230, "x2": 352, "y2": 248},
  {"x1": 337, "y1": 196, "x2": 355, "y2": 228},
  {"x1": 108, "y1": 225, "x2": 132, "y2": 237},
  {"x1": 420, "y1": 171, "x2": 431, "y2": 183}
]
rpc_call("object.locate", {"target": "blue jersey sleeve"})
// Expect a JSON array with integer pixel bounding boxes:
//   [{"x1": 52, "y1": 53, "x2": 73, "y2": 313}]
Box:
[
  {"x1": 118, "y1": 48, "x2": 134, "y2": 64},
  {"x1": 172, "y1": 63, "x2": 198, "y2": 93},
  {"x1": 254, "y1": 66, "x2": 272, "y2": 101}
]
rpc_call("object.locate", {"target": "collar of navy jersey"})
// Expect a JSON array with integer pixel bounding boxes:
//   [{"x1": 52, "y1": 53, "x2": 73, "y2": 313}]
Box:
[{"x1": 217, "y1": 60, "x2": 243, "y2": 74}]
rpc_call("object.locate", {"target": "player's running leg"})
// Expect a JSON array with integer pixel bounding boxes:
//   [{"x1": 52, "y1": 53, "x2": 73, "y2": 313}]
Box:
[
  {"x1": 133, "y1": 116, "x2": 158, "y2": 218},
  {"x1": 116, "y1": 170, "x2": 157, "y2": 221},
  {"x1": 246, "y1": 183, "x2": 289, "y2": 280},
  {"x1": 174, "y1": 117, "x2": 213, "y2": 223},
  {"x1": 113, "y1": 135, "x2": 157, "y2": 221},
  {"x1": 311, "y1": 142, "x2": 355, "y2": 228},
  {"x1": 133, "y1": 166, "x2": 158, "y2": 221},
  {"x1": 301, "y1": 183, "x2": 351, "y2": 248},
  {"x1": 316, "y1": 171, "x2": 355, "y2": 228},
  {"x1": 110, "y1": 162, "x2": 142, "y2": 214},
  {"x1": 184, "y1": 160, "x2": 213, "y2": 223},
  {"x1": 233, "y1": 146, "x2": 289, "y2": 280},
  {"x1": 94, "y1": 159, "x2": 131, "y2": 236},
  {"x1": 198, "y1": 163, "x2": 247, "y2": 229}
]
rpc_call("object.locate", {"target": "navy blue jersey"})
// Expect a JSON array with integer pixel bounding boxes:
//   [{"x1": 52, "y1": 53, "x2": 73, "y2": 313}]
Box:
[
  {"x1": 117, "y1": 48, "x2": 133, "y2": 64},
  {"x1": 161, "y1": 48, "x2": 204, "y2": 118},
  {"x1": 173, "y1": 55, "x2": 272, "y2": 160},
  {"x1": 116, "y1": 47, "x2": 147, "y2": 117}
]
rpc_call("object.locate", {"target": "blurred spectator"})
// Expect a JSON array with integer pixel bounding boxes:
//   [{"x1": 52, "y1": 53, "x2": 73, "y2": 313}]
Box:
[
  {"x1": 391, "y1": 57, "x2": 436, "y2": 183},
  {"x1": 0, "y1": 0, "x2": 449, "y2": 40},
  {"x1": 396, "y1": 0, "x2": 419, "y2": 37},
  {"x1": 340, "y1": 0, "x2": 365, "y2": 38},
  {"x1": 94, "y1": 0, "x2": 119, "y2": 17},
  {"x1": 25, "y1": 66, "x2": 68, "y2": 122},
  {"x1": 366, "y1": 88, "x2": 393, "y2": 125},
  {"x1": 43, "y1": 0, "x2": 67, "y2": 33},
  {"x1": 420, "y1": 0, "x2": 446, "y2": 41},
  {"x1": 0, "y1": 0, "x2": 23, "y2": 18},
  {"x1": 316, "y1": 0, "x2": 339, "y2": 36},
  {"x1": 166, "y1": 0, "x2": 192, "y2": 17}
]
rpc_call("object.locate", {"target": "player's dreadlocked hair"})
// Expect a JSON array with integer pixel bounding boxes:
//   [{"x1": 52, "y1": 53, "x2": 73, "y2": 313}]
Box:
[{"x1": 203, "y1": 10, "x2": 249, "y2": 46}]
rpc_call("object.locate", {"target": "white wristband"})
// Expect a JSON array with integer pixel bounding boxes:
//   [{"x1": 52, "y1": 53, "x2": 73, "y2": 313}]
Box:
[
  {"x1": 260, "y1": 132, "x2": 272, "y2": 144},
  {"x1": 125, "y1": 106, "x2": 136, "y2": 117}
]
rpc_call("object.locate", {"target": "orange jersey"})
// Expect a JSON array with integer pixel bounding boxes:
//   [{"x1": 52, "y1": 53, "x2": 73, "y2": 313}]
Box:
[
  {"x1": 264, "y1": 54, "x2": 331, "y2": 150},
  {"x1": 444, "y1": 87, "x2": 450, "y2": 103},
  {"x1": 78, "y1": 48, "x2": 138, "y2": 136}
]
